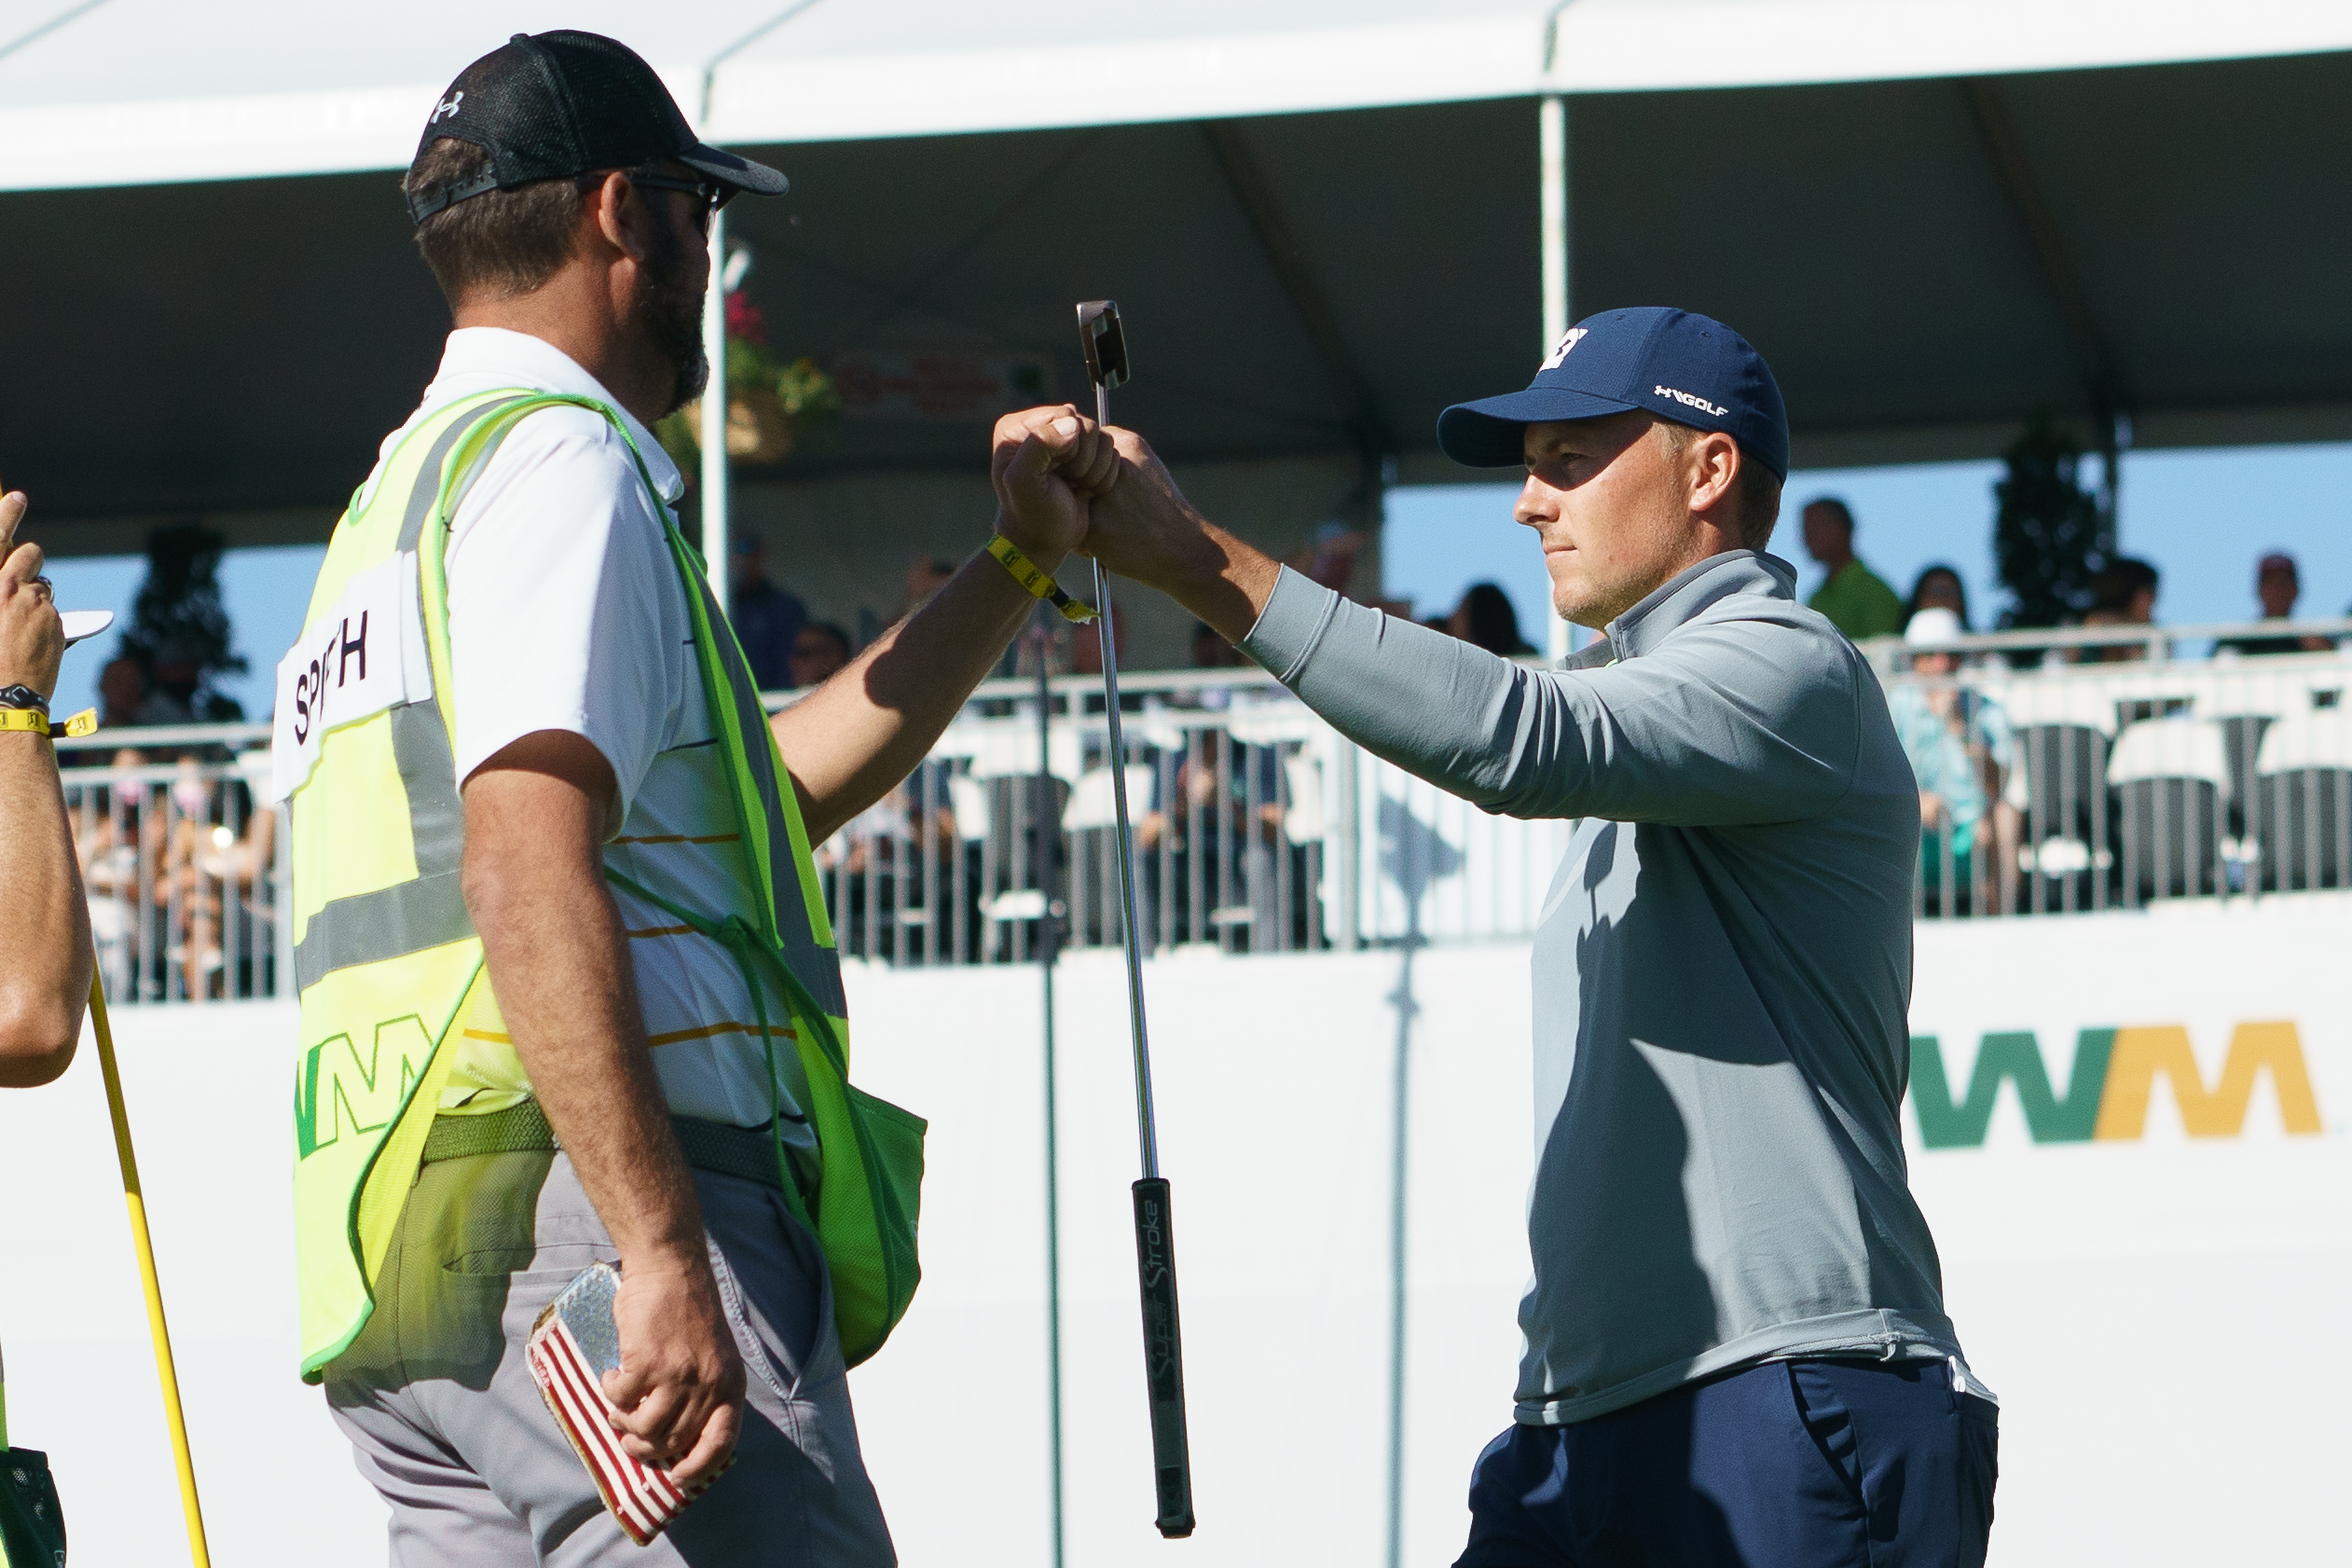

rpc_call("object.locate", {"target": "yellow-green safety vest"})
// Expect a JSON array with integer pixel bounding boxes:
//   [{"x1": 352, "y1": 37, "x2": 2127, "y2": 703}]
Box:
[{"x1": 283, "y1": 391, "x2": 922, "y2": 1382}]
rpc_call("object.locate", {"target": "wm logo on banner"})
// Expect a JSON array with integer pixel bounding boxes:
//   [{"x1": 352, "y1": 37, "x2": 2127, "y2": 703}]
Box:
[{"x1": 1909, "y1": 1023, "x2": 2324, "y2": 1148}]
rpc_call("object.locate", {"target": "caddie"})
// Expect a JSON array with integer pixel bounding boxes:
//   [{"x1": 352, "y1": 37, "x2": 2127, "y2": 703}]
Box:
[
  {"x1": 276, "y1": 32, "x2": 1112, "y2": 1564},
  {"x1": 1080, "y1": 308, "x2": 1998, "y2": 1565}
]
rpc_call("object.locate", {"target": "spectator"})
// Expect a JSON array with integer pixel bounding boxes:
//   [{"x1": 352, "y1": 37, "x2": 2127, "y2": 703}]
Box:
[
  {"x1": 129, "y1": 637, "x2": 204, "y2": 726},
  {"x1": 61, "y1": 653, "x2": 150, "y2": 770},
  {"x1": 2215, "y1": 550, "x2": 2332, "y2": 656},
  {"x1": 1888, "y1": 608, "x2": 2018, "y2": 912},
  {"x1": 99, "y1": 654, "x2": 145, "y2": 727},
  {"x1": 790, "y1": 621, "x2": 852, "y2": 688},
  {"x1": 727, "y1": 531, "x2": 806, "y2": 691},
  {"x1": 1800, "y1": 497, "x2": 1905, "y2": 640},
  {"x1": 818, "y1": 777, "x2": 961, "y2": 961},
  {"x1": 2081, "y1": 557, "x2": 2159, "y2": 661},
  {"x1": 1136, "y1": 729, "x2": 1287, "y2": 949},
  {"x1": 1449, "y1": 582, "x2": 1536, "y2": 657},
  {"x1": 1905, "y1": 563, "x2": 1972, "y2": 631}
]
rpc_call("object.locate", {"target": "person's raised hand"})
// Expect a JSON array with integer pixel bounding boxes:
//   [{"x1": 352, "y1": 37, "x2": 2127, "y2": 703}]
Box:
[
  {"x1": 990, "y1": 404, "x2": 1116, "y2": 566},
  {"x1": 602, "y1": 1246, "x2": 749, "y2": 1492},
  {"x1": 1080, "y1": 430, "x2": 1281, "y2": 642},
  {"x1": 0, "y1": 492, "x2": 64, "y2": 701},
  {"x1": 1077, "y1": 429, "x2": 1219, "y2": 589}
]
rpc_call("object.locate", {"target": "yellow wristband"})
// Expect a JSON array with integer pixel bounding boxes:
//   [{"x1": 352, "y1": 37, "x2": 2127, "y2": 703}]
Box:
[
  {"x1": 0, "y1": 708, "x2": 97, "y2": 737},
  {"x1": 984, "y1": 534, "x2": 1097, "y2": 624}
]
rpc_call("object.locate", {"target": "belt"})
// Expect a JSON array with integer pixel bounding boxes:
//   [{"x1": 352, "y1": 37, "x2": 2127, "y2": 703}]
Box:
[{"x1": 420, "y1": 1099, "x2": 788, "y2": 1191}]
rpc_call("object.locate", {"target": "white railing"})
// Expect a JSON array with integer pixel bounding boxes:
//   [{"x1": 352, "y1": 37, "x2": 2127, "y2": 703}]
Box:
[
  {"x1": 57, "y1": 724, "x2": 283, "y2": 1004},
  {"x1": 1858, "y1": 618, "x2": 2352, "y2": 918},
  {"x1": 62, "y1": 614, "x2": 2352, "y2": 1000}
]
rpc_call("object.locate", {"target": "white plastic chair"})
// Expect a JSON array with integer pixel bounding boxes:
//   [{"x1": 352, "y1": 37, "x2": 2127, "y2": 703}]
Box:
[{"x1": 1064, "y1": 765, "x2": 1155, "y2": 832}]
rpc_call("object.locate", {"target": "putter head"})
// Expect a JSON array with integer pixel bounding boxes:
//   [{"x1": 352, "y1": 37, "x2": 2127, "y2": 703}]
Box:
[{"x1": 1077, "y1": 300, "x2": 1129, "y2": 392}]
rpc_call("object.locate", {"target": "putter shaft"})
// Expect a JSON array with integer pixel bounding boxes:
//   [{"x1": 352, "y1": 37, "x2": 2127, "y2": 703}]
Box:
[{"x1": 1093, "y1": 384, "x2": 1162, "y2": 1179}]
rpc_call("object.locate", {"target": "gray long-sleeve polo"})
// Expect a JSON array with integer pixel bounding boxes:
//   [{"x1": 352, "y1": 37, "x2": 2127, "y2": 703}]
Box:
[{"x1": 1242, "y1": 550, "x2": 1971, "y2": 1424}]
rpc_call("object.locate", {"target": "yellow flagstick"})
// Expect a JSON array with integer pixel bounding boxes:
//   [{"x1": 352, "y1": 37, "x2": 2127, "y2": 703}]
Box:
[{"x1": 87, "y1": 970, "x2": 213, "y2": 1567}]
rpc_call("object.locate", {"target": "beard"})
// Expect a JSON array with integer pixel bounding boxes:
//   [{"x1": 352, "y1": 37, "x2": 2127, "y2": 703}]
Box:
[{"x1": 640, "y1": 214, "x2": 710, "y2": 420}]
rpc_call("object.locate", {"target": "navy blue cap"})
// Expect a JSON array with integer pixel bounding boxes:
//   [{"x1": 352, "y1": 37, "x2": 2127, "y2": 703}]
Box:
[{"x1": 1437, "y1": 307, "x2": 1790, "y2": 479}]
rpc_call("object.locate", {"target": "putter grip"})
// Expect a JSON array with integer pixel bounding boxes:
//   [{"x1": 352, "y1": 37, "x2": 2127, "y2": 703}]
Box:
[{"x1": 1132, "y1": 1177, "x2": 1195, "y2": 1537}]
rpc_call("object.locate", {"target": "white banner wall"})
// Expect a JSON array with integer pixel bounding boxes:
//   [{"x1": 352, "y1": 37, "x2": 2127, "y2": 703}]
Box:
[{"x1": 0, "y1": 897, "x2": 2342, "y2": 1564}]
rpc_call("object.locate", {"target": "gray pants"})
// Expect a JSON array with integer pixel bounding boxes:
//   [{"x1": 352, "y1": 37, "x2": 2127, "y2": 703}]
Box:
[{"x1": 325, "y1": 1148, "x2": 896, "y2": 1566}]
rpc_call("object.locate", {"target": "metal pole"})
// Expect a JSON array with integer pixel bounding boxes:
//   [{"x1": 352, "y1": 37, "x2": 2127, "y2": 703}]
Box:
[
  {"x1": 1032, "y1": 622, "x2": 1066, "y2": 1568},
  {"x1": 701, "y1": 205, "x2": 732, "y2": 615},
  {"x1": 1334, "y1": 740, "x2": 1360, "y2": 953},
  {"x1": 1382, "y1": 935, "x2": 1417, "y2": 1568},
  {"x1": 1539, "y1": 95, "x2": 1571, "y2": 356},
  {"x1": 1539, "y1": 94, "x2": 1573, "y2": 667}
]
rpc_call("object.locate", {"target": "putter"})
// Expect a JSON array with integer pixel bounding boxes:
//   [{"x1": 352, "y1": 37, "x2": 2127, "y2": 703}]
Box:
[{"x1": 1077, "y1": 299, "x2": 1195, "y2": 1540}]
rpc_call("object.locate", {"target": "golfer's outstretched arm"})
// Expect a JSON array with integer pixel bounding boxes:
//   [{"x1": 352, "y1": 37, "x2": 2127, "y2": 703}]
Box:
[
  {"x1": 0, "y1": 491, "x2": 90, "y2": 1087},
  {"x1": 770, "y1": 406, "x2": 1115, "y2": 844},
  {"x1": 1082, "y1": 432, "x2": 1855, "y2": 827}
]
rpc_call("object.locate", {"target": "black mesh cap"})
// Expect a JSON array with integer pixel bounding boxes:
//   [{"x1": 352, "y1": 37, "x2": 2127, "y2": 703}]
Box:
[{"x1": 406, "y1": 30, "x2": 787, "y2": 224}]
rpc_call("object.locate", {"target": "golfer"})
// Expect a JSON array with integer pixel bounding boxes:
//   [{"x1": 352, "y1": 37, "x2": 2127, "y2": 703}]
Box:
[
  {"x1": 290, "y1": 32, "x2": 1108, "y2": 1565},
  {"x1": 1073, "y1": 308, "x2": 1997, "y2": 1564}
]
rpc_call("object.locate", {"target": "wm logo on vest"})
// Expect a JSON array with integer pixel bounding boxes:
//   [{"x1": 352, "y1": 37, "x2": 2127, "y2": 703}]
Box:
[
  {"x1": 294, "y1": 1015, "x2": 434, "y2": 1158},
  {"x1": 1909, "y1": 1023, "x2": 2324, "y2": 1148}
]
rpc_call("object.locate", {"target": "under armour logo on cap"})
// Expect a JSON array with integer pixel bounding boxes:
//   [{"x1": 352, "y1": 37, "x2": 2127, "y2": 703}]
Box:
[
  {"x1": 1540, "y1": 327, "x2": 1589, "y2": 371},
  {"x1": 431, "y1": 91, "x2": 463, "y2": 123}
]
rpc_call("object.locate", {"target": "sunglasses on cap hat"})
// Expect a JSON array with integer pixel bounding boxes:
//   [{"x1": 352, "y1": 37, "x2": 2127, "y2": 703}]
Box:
[{"x1": 598, "y1": 165, "x2": 732, "y2": 230}]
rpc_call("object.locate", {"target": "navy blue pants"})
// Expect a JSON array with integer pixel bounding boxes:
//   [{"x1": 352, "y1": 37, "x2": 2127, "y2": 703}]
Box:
[{"x1": 1457, "y1": 1358, "x2": 1997, "y2": 1568}]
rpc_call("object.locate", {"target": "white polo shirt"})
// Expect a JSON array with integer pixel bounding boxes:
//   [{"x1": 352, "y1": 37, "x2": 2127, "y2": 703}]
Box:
[{"x1": 369, "y1": 328, "x2": 812, "y2": 1144}]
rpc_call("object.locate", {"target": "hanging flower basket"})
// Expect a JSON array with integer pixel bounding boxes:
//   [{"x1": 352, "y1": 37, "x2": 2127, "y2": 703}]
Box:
[{"x1": 655, "y1": 292, "x2": 841, "y2": 475}]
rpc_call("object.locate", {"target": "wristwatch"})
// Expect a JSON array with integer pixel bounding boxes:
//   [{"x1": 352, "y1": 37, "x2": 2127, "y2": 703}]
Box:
[{"x1": 0, "y1": 684, "x2": 49, "y2": 717}]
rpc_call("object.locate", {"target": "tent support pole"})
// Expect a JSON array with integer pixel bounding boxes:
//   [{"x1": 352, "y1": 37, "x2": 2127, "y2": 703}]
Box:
[
  {"x1": 1033, "y1": 624, "x2": 1067, "y2": 1568},
  {"x1": 1540, "y1": 93, "x2": 1573, "y2": 663},
  {"x1": 701, "y1": 205, "x2": 732, "y2": 615}
]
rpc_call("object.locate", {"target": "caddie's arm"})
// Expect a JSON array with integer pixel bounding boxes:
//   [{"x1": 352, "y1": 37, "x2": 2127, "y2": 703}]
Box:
[
  {"x1": 0, "y1": 490, "x2": 91, "y2": 1087},
  {"x1": 461, "y1": 732, "x2": 744, "y2": 1486},
  {"x1": 1081, "y1": 431, "x2": 1862, "y2": 827},
  {"x1": 769, "y1": 406, "x2": 1115, "y2": 843}
]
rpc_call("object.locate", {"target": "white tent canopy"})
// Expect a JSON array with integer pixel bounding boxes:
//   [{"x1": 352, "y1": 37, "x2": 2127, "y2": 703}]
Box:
[
  {"x1": 4, "y1": 0, "x2": 2348, "y2": 191},
  {"x1": 6, "y1": 0, "x2": 2352, "y2": 658}
]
